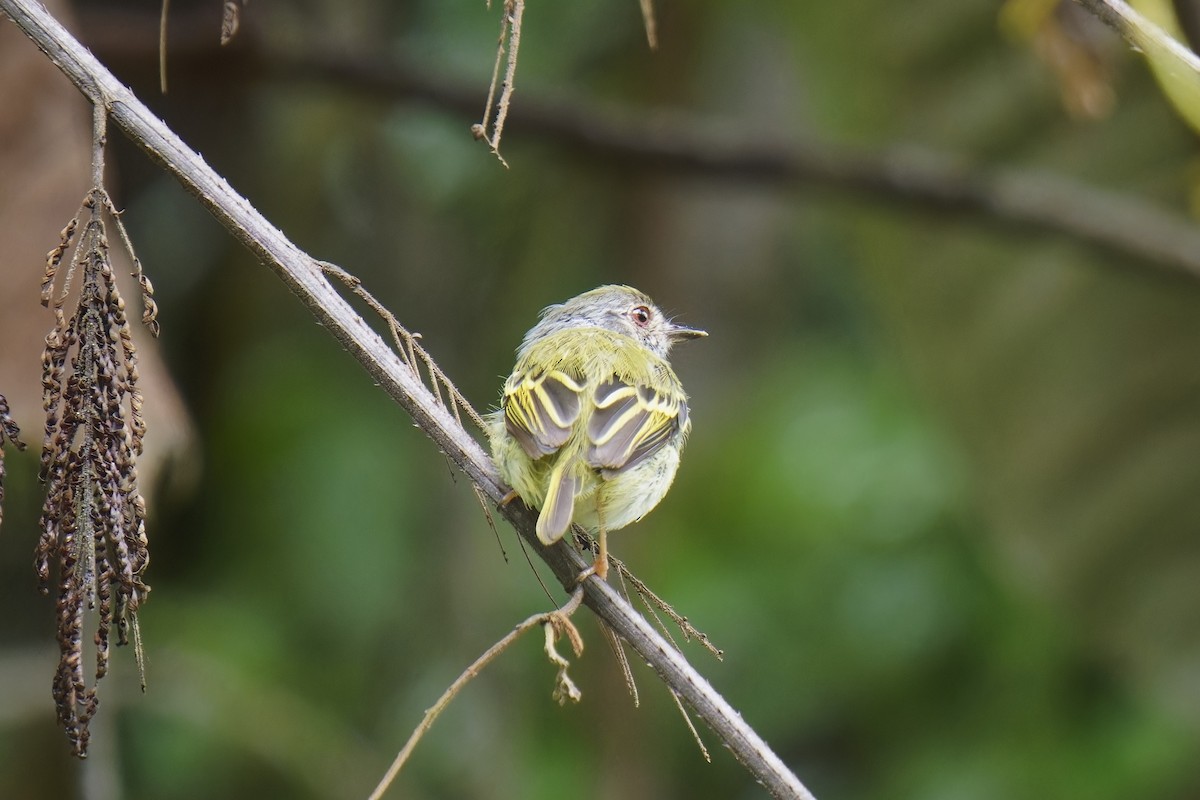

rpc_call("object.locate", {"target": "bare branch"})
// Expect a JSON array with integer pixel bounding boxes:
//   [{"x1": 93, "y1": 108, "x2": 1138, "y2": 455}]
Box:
[{"x1": 1, "y1": 2, "x2": 814, "y2": 797}]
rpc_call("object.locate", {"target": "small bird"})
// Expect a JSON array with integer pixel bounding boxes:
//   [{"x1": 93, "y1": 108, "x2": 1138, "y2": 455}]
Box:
[{"x1": 490, "y1": 285, "x2": 706, "y2": 580}]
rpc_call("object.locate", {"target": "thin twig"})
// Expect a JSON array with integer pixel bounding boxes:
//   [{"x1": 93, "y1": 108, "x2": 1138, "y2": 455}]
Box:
[
  {"x1": 474, "y1": 4, "x2": 506, "y2": 145},
  {"x1": 368, "y1": 588, "x2": 585, "y2": 800},
  {"x1": 315, "y1": 261, "x2": 488, "y2": 434},
  {"x1": 611, "y1": 547, "x2": 686, "y2": 659},
  {"x1": 598, "y1": 620, "x2": 639, "y2": 707},
  {"x1": 158, "y1": 0, "x2": 168, "y2": 94},
  {"x1": 513, "y1": 524, "x2": 558, "y2": 606},
  {"x1": 490, "y1": 0, "x2": 522, "y2": 158},
  {"x1": 477, "y1": 0, "x2": 523, "y2": 165},
  {"x1": 669, "y1": 687, "x2": 710, "y2": 762},
  {"x1": 611, "y1": 554, "x2": 724, "y2": 660},
  {"x1": 471, "y1": 483, "x2": 509, "y2": 563},
  {"x1": 2, "y1": 5, "x2": 815, "y2": 797}
]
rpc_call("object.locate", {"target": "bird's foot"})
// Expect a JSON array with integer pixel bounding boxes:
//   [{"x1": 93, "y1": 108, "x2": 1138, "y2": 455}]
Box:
[{"x1": 575, "y1": 554, "x2": 608, "y2": 583}]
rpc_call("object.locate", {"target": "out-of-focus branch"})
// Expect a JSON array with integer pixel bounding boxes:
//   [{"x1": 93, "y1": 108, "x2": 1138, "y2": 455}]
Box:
[
  {"x1": 277, "y1": 50, "x2": 1200, "y2": 285},
  {"x1": 0, "y1": 3, "x2": 814, "y2": 799},
  {"x1": 75, "y1": 9, "x2": 1200, "y2": 283}
]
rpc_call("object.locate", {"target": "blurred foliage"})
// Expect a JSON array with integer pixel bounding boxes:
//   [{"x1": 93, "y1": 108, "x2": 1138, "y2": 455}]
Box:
[{"x1": 3, "y1": 0, "x2": 1200, "y2": 798}]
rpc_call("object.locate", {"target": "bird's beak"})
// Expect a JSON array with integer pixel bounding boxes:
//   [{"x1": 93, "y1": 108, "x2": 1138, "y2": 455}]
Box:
[{"x1": 668, "y1": 323, "x2": 708, "y2": 342}]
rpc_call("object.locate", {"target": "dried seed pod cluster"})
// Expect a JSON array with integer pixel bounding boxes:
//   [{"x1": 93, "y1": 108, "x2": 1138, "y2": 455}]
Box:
[{"x1": 35, "y1": 188, "x2": 157, "y2": 757}]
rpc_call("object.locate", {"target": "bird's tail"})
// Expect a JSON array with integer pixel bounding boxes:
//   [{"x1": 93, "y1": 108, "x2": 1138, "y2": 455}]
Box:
[{"x1": 536, "y1": 459, "x2": 582, "y2": 545}]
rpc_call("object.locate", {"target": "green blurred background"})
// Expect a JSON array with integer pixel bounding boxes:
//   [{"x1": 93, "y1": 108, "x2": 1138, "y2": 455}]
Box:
[{"x1": 3, "y1": 0, "x2": 1200, "y2": 797}]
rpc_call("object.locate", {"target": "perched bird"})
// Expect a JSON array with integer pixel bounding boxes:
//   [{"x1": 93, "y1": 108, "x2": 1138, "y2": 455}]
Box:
[{"x1": 489, "y1": 285, "x2": 706, "y2": 580}]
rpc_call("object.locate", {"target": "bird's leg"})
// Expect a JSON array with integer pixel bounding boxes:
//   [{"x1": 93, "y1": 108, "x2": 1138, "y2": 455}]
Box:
[
  {"x1": 576, "y1": 495, "x2": 609, "y2": 582},
  {"x1": 498, "y1": 489, "x2": 520, "y2": 508},
  {"x1": 594, "y1": 525, "x2": 609, "y2": 580}
]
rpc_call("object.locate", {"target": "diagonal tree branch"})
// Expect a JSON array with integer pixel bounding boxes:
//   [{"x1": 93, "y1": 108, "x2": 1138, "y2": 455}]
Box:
[{"x1": 0, "y1": 3, "x2": 814, "y2": 799}]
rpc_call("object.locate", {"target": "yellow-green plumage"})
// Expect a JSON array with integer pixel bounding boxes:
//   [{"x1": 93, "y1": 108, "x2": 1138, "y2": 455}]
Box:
[
  {"x1": 490, "y1": 327, "x2": 690, "y2": 543},
  {"x1": 488, "y1": 286, "x2": 703, "y2": 565}
]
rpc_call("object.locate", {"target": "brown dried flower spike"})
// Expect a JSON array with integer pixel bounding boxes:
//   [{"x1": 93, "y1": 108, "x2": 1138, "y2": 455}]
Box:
[{"x1": 35, "y1": 173, "x2": 158, "y2": 757}]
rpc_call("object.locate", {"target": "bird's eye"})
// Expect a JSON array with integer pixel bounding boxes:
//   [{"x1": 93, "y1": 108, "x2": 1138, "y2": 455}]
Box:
[{"x1": 630, "y1": 305, "x2": 652, "y2": 326}]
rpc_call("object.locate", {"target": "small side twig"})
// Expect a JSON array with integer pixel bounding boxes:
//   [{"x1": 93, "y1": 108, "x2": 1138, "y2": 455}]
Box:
[
  {"x1": 598, "y1": 619, "x2": 639, "y2": 707},
  {"x1": 609, "y1": 553, "x2": 724, "y2": 660},
  {"x1": 316, "y1": 261, "x2": 487, "y2": 434},
  {"x1": 610, "y1": 555, "x2": 712, "y2": 761},
  {"x1": 471, "y1": 483, "x2": 508, "y2": 563},
  {"x1": 669, "y1": 687, "x2": 711, "y2": 762},
  {"x1": 474, "y1": 0, "x2": 524, "y2": 166},
  {"x1": 512, "y1": 522, "x2": 558, "y2": 605},
  {"x1": 158, "y1": 0, "x2": 168, "y2": 93},
  {"x1": 367, "y1": 587, "x2": 586, "y2": 800}
]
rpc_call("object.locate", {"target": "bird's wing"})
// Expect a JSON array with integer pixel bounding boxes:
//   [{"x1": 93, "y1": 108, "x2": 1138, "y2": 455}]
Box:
[
  {"x1": 502, "y1": 368, "x2": 585, "y2": 459},
  {"x1": 586, "y1": 377, "x2": 688, "y2": 475}
]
